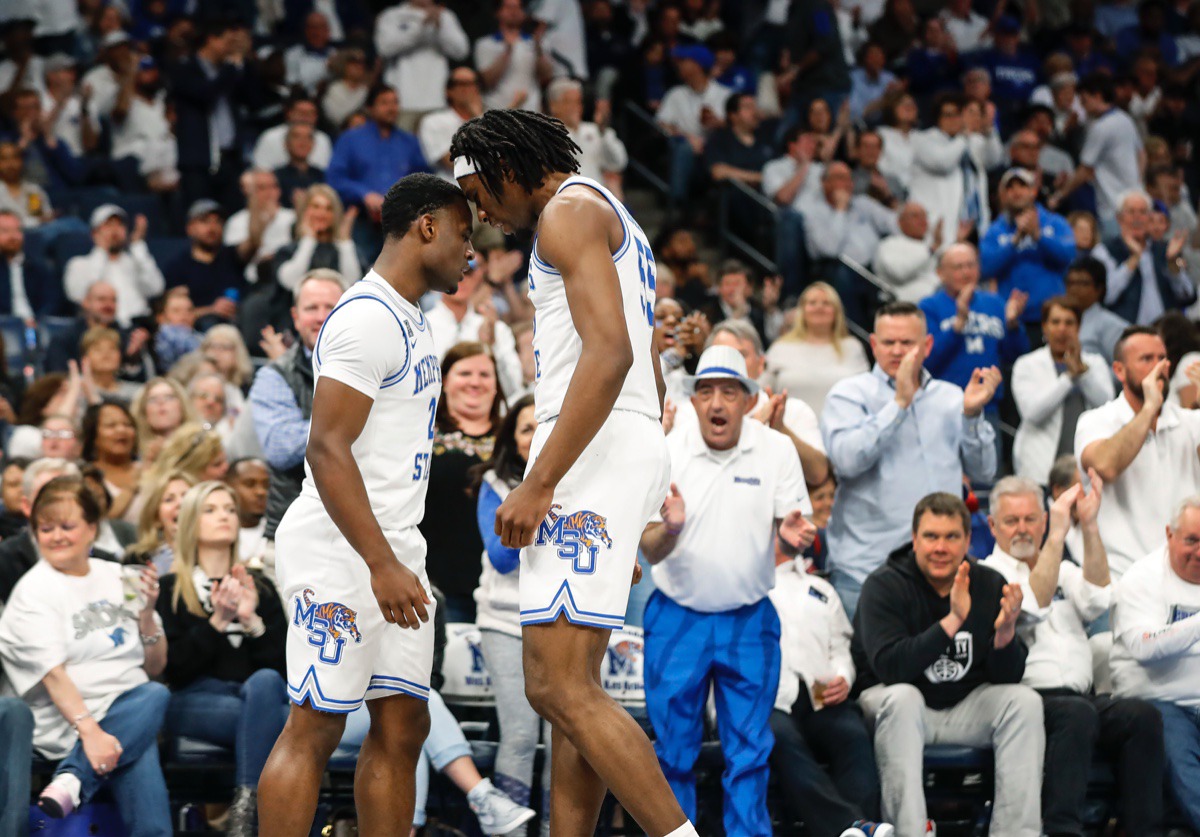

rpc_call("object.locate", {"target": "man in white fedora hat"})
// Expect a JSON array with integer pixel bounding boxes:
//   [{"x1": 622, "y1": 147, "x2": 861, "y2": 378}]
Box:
[{"x1": 639, "y1": 344, "x2": 868, "y2": 837}]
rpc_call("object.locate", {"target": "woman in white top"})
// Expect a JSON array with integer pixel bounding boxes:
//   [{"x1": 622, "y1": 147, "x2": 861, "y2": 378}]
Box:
[
  {"x1": 471, "y1": 394, "x2": 553, "y2": 822},
  {"x1": 877, "y1": 93, "x2": 919, "y2": 190},
  {"x1": 1011, "y1": 298, "x2": 1114, "y2": 484},
  {"x1": 273, "y1": 185, "x2": 361, "y2": 292},
  {"x1": 763, "y1": 282, "x2": 869, "y2": 415},
  {"x1": 0, "y1": 476, "x2": 170, "y2": 831}
]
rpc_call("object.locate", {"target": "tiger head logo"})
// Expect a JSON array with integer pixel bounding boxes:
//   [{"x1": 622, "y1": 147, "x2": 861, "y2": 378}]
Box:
[
  {"x1": 294, "y1": 588, "x2": 363, "y2": 665},
  {"x1": 536, "y1": 504, "x2": 613, "y2": 574}
]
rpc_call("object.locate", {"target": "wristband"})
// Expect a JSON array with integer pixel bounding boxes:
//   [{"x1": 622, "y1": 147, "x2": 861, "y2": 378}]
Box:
[
  {"x1": 72, "y1": 711, "x2": 94, "y2": 730},
  {"x1": 140, "y1": 630, "x2": 163, "y2": 645}
]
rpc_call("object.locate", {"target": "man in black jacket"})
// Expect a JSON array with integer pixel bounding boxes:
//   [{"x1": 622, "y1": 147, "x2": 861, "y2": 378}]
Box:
[{"x1": 852, "y1": 492, "x2": 1043, "y2": 837}]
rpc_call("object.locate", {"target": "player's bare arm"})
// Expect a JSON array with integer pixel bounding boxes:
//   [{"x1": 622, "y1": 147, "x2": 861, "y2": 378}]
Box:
[
  {"x1": 307, "y1": 377, "x2": 431, "y2": 628},
  {"x1": 495, "y1": 191, "x2": 632, "y2": 548}
]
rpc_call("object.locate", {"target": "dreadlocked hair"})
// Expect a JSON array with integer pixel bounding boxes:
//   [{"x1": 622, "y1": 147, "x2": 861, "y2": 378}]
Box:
[{"x1": 450, "y1": 109, "x2": 581, "y2": 197}]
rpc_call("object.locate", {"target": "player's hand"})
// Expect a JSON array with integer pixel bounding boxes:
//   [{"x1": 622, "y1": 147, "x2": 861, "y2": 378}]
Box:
[
  {"x1": 993, "y1": 583, "x2": 1022, "y2": 649},
  {"x1": 661, "y1": 398, "x2": 676, "y2": 435},
  {"x1": 821, "y1": 675, "x2": 850, "y2": 706},
  {"x1": 495, "y1": 479, "x2": 555, "y2": 549},
  {"x1": 631, "y1": 562, "x2": 643, "y2": 586},
  {"x1": 369, "y1": 559, "x2": 431, "y2": 629}
]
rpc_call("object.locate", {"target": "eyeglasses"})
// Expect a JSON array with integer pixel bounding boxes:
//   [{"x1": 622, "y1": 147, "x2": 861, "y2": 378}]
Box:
[
  {"x1": 146, "y1": 394, "x2": 179, "y2": 406},
  {"x1": 42, "y1": 429, "x2": 76, "y2": 440}
]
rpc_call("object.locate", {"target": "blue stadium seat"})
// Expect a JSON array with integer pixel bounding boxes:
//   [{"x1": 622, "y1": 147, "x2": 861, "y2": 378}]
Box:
[
  {"x1": 923, "y1": 744, "x2": 992, "y2": 770},
  {"x1": 50, "y1": 231, "x2": 93, "y2": 268},
  {"x1": 146, "y1": 236, "x2": 190, "y2": 271},
  {"x1": 38, "y1": 316, "x2": 78, "y2": 353}
]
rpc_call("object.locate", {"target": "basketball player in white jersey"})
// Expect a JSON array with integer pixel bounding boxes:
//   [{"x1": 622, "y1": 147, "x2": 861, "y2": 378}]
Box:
[
  {"x1": 451, "y1": 111, "x2": 696, "y2": 837},
  {"x1": 257, "y1": 174, "x2": 475, "y2": 837}
]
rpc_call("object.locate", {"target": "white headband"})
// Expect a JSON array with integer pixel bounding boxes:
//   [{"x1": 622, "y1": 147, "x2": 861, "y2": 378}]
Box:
[{"x1": 453, "y1": 156, "x2": 478, "y2": 179}]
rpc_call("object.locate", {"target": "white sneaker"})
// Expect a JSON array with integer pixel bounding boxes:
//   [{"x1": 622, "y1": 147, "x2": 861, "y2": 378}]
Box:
[
  {"x1": 468, "y1": 778, "x2": 537, "y2": 835},
  {"x1": 839, "y1": 820, "x2": 896, "y2": 837}
]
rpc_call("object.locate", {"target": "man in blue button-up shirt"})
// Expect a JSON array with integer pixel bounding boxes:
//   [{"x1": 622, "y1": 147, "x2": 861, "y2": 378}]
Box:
[
  {"x1": 326, "y1": 84, "x2": 430, "y2": 224},
  {"x1": 820, "y1": 301, "x2": 999, "y2": 616}
]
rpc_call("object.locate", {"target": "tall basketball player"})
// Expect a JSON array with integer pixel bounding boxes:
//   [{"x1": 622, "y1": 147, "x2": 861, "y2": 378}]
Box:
[
  {"x1": 451, "y1": 111, "x2": 697, "y2": 837},
  {"x1": 257, "y1": 174, "x2": 474, "y2": 836}
]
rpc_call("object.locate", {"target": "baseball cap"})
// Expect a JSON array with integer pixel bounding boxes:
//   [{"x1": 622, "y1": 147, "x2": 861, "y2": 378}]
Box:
[
  {"x1": 999, "y1": 168, "x2": 1036, "y2": 189},
  {"x1": 89, "y1": 204, "x2": 128, "y2": 229},
  {"x1": 44, "y1": 54, "x2": 77, "y2": 73},
  {"x1": 671, "y1": 44, "x2": 715, "y2": 73},
  {"x1": 137, "y1": 55, "x2": 156, "y2": 71},
  {"x1": 683, "y1": 345, "x2": 760, "y2": 397},
  {"x1": 187, "y1": 199, "x2": 224, "y2": 221},
  {"x1": 100, "y1": 31, "x2": 132, "y2": 50}
]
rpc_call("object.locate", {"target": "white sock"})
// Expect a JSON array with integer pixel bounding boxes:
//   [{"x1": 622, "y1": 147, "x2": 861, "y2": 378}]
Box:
[
  {"x1": 663, "y1": 822, "x2": 700, "y2": 837},
  {"x1": 466, "y1": 777, "x2": 493, "y2": 804},
  {"x1": 52, "y1": 772, "x2": 82, "y2": 806}
]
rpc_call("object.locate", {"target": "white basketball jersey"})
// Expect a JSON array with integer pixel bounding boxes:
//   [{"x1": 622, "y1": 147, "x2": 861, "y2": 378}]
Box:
[
  {"x1": 298, "y1": 272, "x2": 442, "y2": 531},
  {"x1": 526, "y1": 176, "x2": 661, "y2": 424}
]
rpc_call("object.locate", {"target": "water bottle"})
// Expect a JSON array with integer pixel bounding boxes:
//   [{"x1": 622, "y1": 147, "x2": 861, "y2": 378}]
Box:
[{"x1": 22, "y1": 323, "x2": 37, "y2": 385}]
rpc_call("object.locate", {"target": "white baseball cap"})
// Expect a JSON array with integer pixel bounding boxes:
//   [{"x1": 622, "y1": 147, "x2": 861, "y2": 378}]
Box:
[
  {"x1": 89, "y1": 203, "x2": 127, "y2": 229},
  {"x1": 682, "y1": 345, "x2": 760, "y2": 396}
]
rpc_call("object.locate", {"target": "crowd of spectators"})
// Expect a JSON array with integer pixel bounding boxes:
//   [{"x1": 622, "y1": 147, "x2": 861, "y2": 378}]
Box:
[{"x1": 0, "y1": 0, "x2": 1199, "y2": 835}]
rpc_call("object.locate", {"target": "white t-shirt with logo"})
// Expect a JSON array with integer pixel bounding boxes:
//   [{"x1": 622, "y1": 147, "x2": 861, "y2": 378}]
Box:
[
  {"x1": 0, "y1": 560, "x2": 152, "y2": 758},
  {"x1": 651, "y1": 419, "x2": 811, "y2": 612}
]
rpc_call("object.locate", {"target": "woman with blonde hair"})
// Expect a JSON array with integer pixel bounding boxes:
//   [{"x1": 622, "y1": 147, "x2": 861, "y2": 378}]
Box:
[
  {"x1": 156, "y1": 481, "x2": 286, "y2": 837},
  {"x1": 273, "y1": 183, "x2": 361, "y2": 290},
  {"x1": 126, "y1": 471, "x2": 197, "y2": 573},
  {"x1": 131, "y1": 377, "x2": 197, "y2": 463},
  {"x1": 200, "y1": 325, "x2": 254, "y2": 418},
  {"x1": 123, "y1": 423, "x2": 229, "y2": 524},
  {"x1": 763, "y1": 282, "x2": 870, "y2": 414}
]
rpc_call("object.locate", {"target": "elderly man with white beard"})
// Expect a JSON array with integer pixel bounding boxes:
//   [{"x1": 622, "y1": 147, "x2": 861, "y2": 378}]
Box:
[{"x1": 980, "y1": 476, "x2": 1165, "y2": 837}]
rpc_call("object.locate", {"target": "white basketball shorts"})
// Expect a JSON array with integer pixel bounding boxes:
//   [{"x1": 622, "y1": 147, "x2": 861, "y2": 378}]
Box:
[
  {"x1": 275, "y1": 494, "x2": 436, "y2": 713},
  {"x1": 519, "y1": 410, "x2": 670, "y2": 630}
]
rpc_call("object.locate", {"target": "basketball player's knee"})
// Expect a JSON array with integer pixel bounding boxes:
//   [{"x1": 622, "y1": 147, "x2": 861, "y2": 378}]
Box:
[
  {"x1": 368, "y1": 702, "x2": 430, "y2": 756},
  {"x1": 284, "y1": 707, "x2": 346, "y2": 759},
  {"x1": 524, "y1": 676, "x2": 560, "y2": 721}
]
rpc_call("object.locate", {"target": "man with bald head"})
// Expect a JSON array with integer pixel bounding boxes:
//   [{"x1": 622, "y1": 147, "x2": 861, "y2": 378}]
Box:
[
  {"x1": 45, "y1": 280, "x2": 152, "y2": 379},
  {"x1": 800, "y1": 160, "x2": 898, "y2": 327},
  {"x1": 1093, "y1": 190, "x2": 1196, "y2": 324},
  {"x1": 874, "y1": 202, "x2": 941, "y2": 303}
]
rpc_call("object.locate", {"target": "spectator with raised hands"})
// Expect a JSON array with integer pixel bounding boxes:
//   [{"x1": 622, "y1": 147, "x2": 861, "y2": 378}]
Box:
[
  {"x1": 374, "y1": 0, "x2": 470, "y2": 130},
  {"x1": 980, "y1": 167, "x2": 1076, "y2": 338},
  {"x1": 63, "y1": 204, "x2": 164, "y2": 328},
  {"x1": 0, "y1": 476, "x2": 170, "y2": 831},
  {"x1": 1092, "y1": 191, "x2": 1195, "y2": 325},
  {"x1": 1076, "y1": 325, "x2": 1200, "y2": 578},
  {"x1": 980, "y1": 475, "x2": 1165, "y2": 837},
  {"x1": 820, "y1": 302, "x2": 998, "y2": 615},
  {"x1": 1110, "y1": 495, "x2": 1200, "y2": 830},
  {"x1": 157, "y1": 480, "x2": 288, "y2": 837},
  {"x1": 1011, "y1": 298, "x2": 1114, "y2": 484},
  {"x1": 225, "y1": 169, "x2": 296, "y2": 286},
  {"x1": 918, "y1": 243, "x2": 1028, "y2": 429},
  {"x1": 640, "y1": 344, "x2": 817, "y2": 837},
  {"x1": 273, "y1": 184, "x2": 361, "y2": 291},
  {"x1": 853, "y1": 492, "x2": 1041, "y2": 837}
]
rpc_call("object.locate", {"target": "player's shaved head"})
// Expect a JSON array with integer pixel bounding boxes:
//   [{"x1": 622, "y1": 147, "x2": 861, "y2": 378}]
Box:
[{"x1": 381, "y1": 173, "x2": 470, "y2": 241}]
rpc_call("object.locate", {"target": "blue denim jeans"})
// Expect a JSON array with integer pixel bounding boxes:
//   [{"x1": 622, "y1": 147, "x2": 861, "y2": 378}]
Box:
[
  {"x1": 57, "y1": 681, "x2": 172, "y2": 837},
  {"x1": 667, "y1": 137, "x2": 697, "y2": 209},
  {"x1": 165, "y1": 669, "x2": 288, "y2": 788},
  {"x1": 1151, "y1": 700, "x2": 1200, "y2": 830},
  {"x1": 0, "y1": 697, "x2": 32, "y2": 837},
  {"x1": 336, "y1": 689, "x2": 471, "y2": 828},
  {"x1": 774, "y1": 208, "x2": 809, "y2": 301},
  {"x1": 830, "y1": 570, "x2": 863, "y2": 621}
]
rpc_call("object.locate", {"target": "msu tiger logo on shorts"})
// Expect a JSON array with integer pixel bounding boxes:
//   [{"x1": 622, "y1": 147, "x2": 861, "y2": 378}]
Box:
[
  {"x1": 292, "y1": 588, "x2": 363, "y2": 665},
  {"x1": 535, "y1": 504, "x2": 613, "y2": 574}
]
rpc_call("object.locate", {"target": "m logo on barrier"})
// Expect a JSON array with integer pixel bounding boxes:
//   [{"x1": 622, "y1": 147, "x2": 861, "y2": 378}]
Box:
[{"x1": 535, "y1": 504, "x2": 613, "y2": 574}]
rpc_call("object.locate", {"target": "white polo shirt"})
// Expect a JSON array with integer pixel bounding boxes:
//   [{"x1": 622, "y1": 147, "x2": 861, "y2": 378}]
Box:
[
  {"x1": 1074, "y1": 397, "x2": 1200, "y2": 577},
  {"x1": 670, "y1": 391, "x2": 825, "y2": 454},
  {"x1": 1111, "y1": 545, "x2": 1200, "y2": 707},
  {"x1": 980, "y1": 547, "x2": 1110, "y2": 694},
  {"x1": 651, "y1": 420, "x2": 811, "y2": 613},
  {"x1": 769, "y1": 559, "x2": 854, "y2": 712}
]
